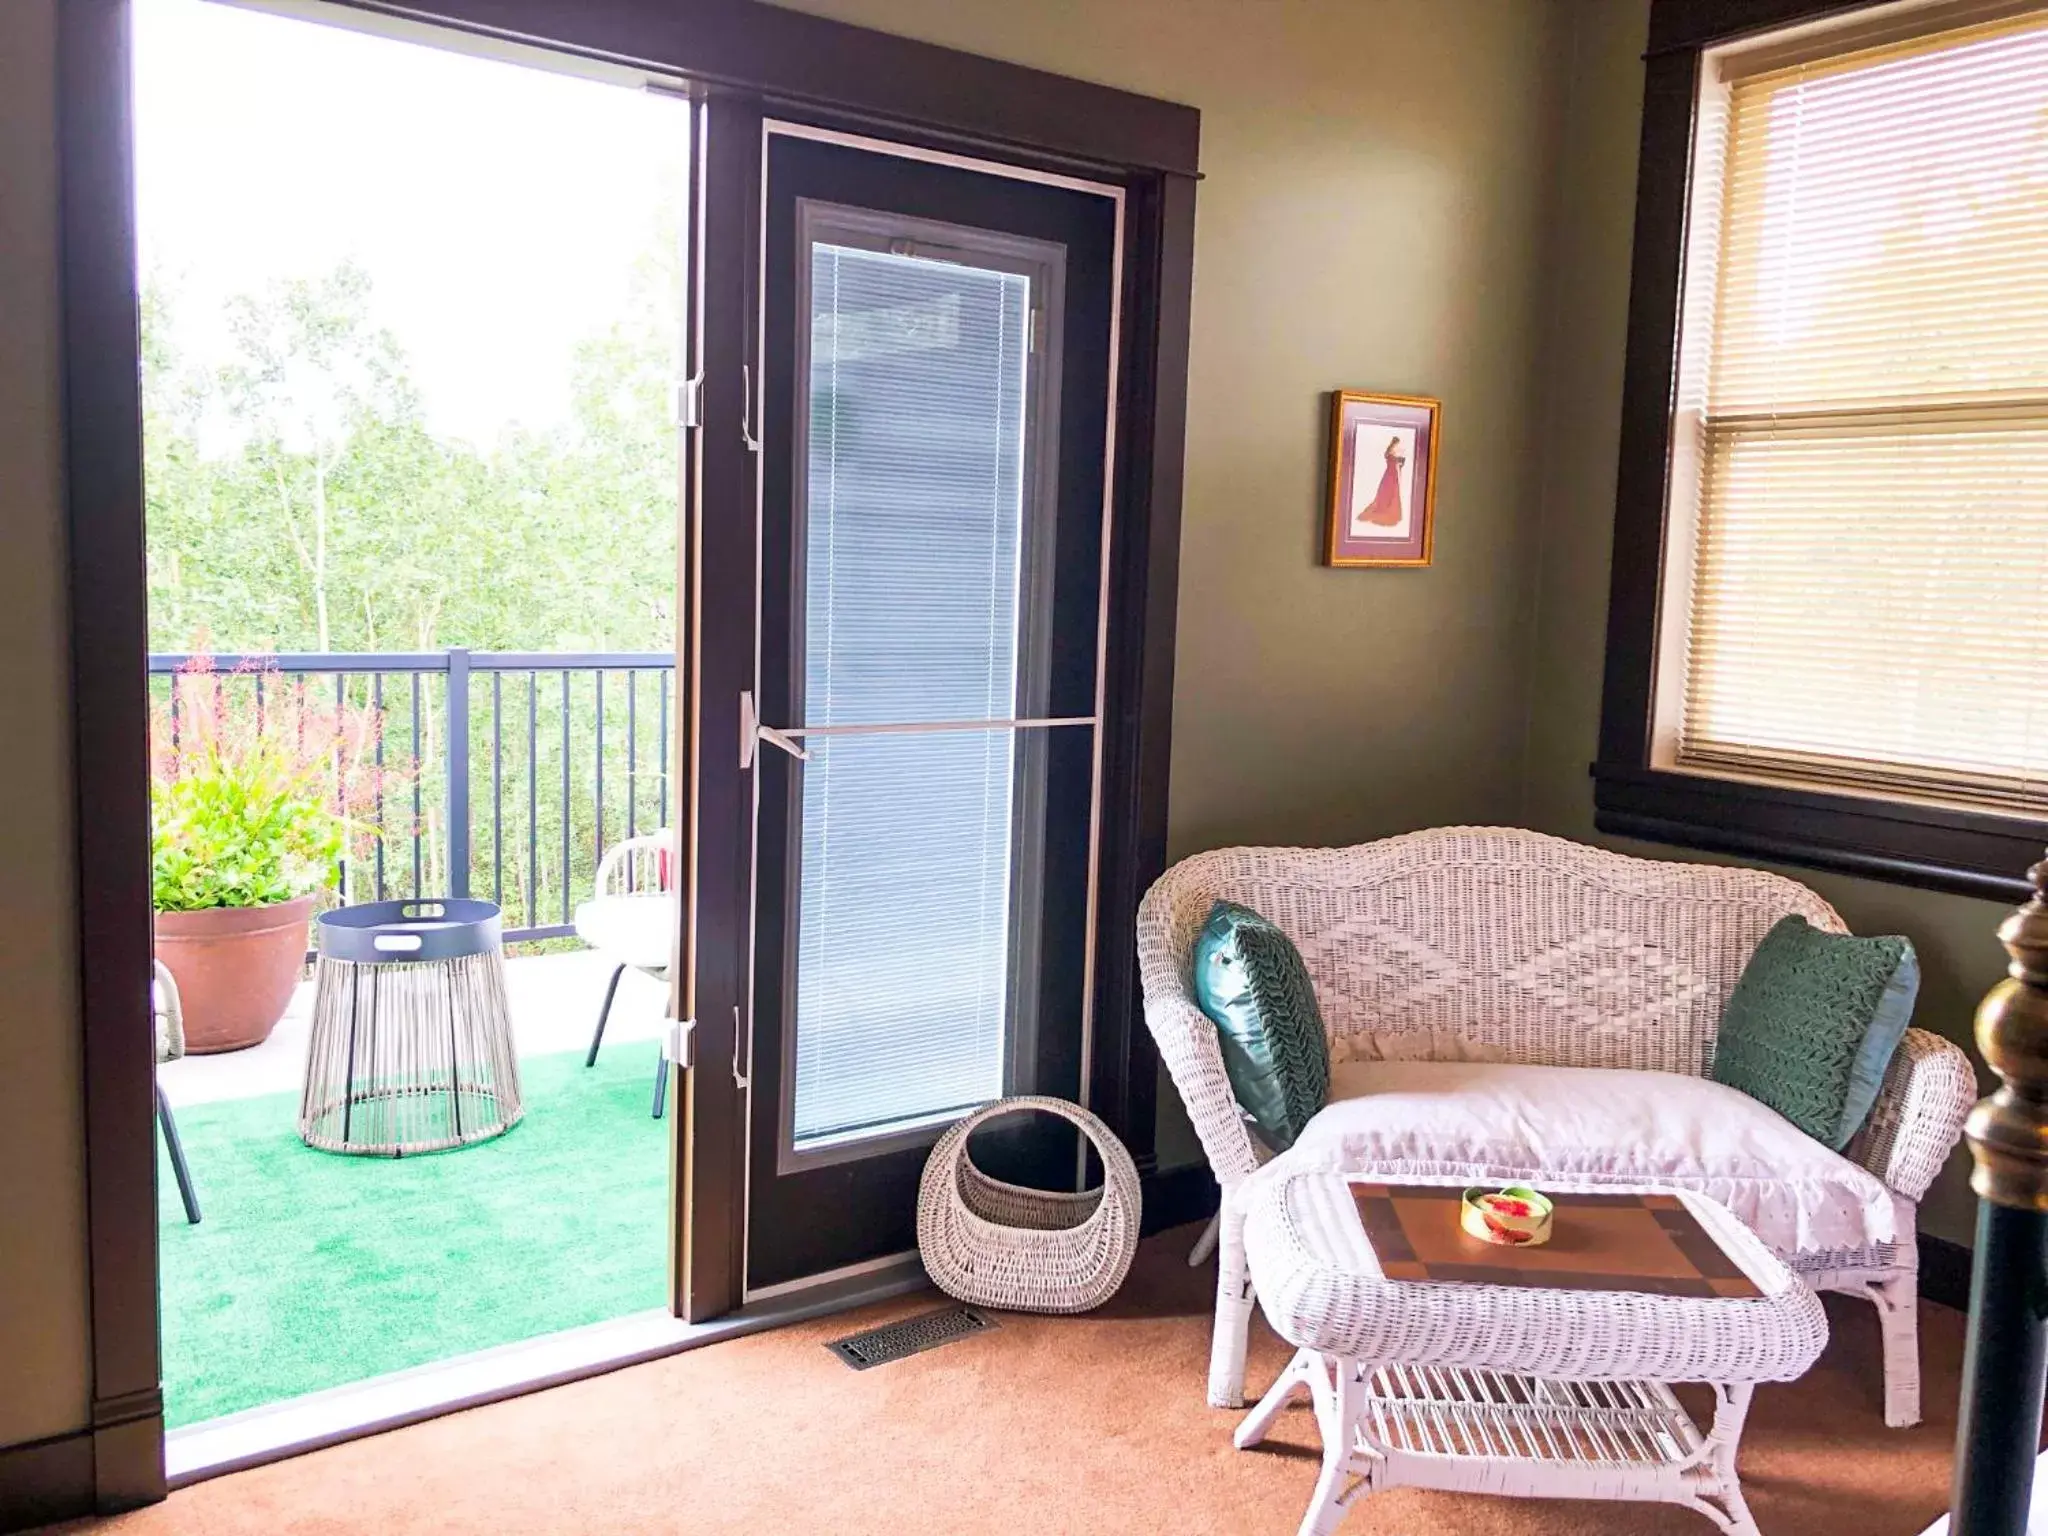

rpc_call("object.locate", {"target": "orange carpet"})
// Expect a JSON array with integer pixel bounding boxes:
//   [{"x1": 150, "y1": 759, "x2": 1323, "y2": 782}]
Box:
[{"x1": 56, "y1": 1223, "x2": 1963, "y2": 1536}]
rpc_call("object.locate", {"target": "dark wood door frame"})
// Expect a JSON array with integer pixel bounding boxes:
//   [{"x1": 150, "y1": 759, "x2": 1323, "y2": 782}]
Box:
[
  {"x1": 52, "y1": 0, "x2": 1194, "y2": 1517},
  {"x1": 1095, "y1": 167, "x2": 1195, "y2": 1178},
  {"x1": 325, "y1": 0, "x2": 1199, "y2": 177},
  {"x1": 57, "y1": 0, "x2": 165, "y2": 1518}
]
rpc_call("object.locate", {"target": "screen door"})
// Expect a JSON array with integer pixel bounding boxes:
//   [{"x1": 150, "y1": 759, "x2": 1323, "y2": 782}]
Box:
[{"x1": 742, "y1": 127, "x2": 1120, "y2": 1290}]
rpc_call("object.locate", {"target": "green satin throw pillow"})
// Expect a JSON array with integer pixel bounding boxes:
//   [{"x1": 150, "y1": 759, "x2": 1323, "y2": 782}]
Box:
[
  {"x1": 1191, "y1": 900, "x2": 1330, "y2": 1151},
  {"x1": 1710, "y1": 914, "x2": 1920, "y2": 1151}
]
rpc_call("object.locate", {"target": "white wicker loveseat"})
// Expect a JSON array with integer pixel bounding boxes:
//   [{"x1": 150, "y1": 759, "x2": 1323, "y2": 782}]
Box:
[{"x1": 1138, "y1": 827, "x2": 1978, "y2": 1427}]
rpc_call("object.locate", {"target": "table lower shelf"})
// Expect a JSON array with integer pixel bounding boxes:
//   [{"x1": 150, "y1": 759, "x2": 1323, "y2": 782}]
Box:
[
  {"x1": 1359, "y1": 1363, "x2": 1700, "y2": 1468},
  {"x1": 1239, "y1": 1349, "x2": 1761, "y2": 1536}
]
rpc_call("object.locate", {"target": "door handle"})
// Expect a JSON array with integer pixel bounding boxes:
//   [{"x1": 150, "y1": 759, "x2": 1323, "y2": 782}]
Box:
[
  {"x1": 740, "y1": 362, "x2": 762, "y2": 454},
  {"x1": 739, "y1": 689, "x2": 810, "y2": 769}
]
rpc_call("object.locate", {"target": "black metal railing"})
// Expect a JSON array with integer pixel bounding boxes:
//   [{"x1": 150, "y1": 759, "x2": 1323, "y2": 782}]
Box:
[{"x1": 149, "y1": 649, "x2": 675, "y2": 943}]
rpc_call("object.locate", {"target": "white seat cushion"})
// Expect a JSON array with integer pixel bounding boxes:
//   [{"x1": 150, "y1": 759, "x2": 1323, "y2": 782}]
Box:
[
  {"x1": 1287, "y1": 1059, "x2": 1898, "y2": 1256},
  {"x1": 573, "y1": 894, "x2": 676, "y2": 972}
]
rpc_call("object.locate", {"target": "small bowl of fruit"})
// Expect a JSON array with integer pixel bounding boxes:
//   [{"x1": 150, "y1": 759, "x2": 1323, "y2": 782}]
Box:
[{"x1": 1459, "y1": 1184, "x2": 1554, "y2": 1247}]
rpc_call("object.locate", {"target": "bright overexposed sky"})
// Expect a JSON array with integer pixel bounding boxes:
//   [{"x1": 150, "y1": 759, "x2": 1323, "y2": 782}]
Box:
[{"x1": 132, "y1": 0, "x2": 690, "y2": 445}]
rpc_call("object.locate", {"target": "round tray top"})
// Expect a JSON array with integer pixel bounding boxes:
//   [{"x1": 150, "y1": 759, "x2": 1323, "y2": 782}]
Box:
[{"x1": 316, "y1": 898, "x2": 503, "y2": 964}]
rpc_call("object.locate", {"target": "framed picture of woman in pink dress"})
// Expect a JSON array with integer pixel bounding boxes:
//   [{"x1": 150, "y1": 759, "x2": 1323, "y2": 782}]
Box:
[{"x1": 1325, "y1": 390, "x2": 1440, "y2": 567}]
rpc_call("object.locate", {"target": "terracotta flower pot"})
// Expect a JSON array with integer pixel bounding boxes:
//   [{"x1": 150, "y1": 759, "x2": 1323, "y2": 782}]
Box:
[{"x1": 154, "y1": 894, "x2": 316, "y2": 1054}]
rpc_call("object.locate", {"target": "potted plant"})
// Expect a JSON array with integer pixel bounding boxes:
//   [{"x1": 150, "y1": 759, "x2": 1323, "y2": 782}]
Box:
[{"x1": 151, "y1": 658, "x2": 391, "y2": 1053}]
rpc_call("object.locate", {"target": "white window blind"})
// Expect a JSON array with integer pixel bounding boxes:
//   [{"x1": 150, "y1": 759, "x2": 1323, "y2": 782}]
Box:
[
  {"x1": 1666, "y1": 2, "x2": 2048, "y2": 817},
  {"x1": 791, "y1": 240, "x2": 1035, "y2": 1148}
]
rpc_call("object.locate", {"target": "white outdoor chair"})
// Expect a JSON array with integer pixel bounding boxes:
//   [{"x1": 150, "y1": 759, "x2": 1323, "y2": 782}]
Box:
[
  {"x1": 153, "y1": 959, "x2": 202, "y2": 1224},
  {"x1": 575, "y1": 830, "x2": 678, "y2": 1117}
]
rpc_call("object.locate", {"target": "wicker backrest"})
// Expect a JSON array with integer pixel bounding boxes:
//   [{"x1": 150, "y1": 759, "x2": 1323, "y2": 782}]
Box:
[{"x1": 1138, "y1": 826, "x2": 1843, "y2": 1077}]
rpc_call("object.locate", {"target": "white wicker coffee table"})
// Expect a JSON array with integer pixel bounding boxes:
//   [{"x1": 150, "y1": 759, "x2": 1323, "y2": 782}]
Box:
[{"x1": 1236, "y1": 1169, "x2": 1828, "y2": 1536}]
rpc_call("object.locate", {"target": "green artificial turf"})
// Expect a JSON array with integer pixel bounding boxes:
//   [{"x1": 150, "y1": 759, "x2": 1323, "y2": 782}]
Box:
[{"x1": 157, "y1": 1041, "x2": 668, "y2": 1428}]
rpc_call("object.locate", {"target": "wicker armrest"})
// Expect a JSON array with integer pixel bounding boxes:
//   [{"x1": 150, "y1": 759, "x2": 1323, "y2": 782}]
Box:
[
  {"x1": 1145, "y1": 992, "x2": 1261, "y2": 1184},
  {"x1": 1138, "y1": 860, "x2": 1264, "y2": 1186},
  {"x1": 1848, "y1": 1026, "x2": 1979, "y2": 1203}
]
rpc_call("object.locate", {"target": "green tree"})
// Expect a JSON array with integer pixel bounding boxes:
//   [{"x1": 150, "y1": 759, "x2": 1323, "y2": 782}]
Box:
[
  {"x1": 142, "y1": 250, "x2": 683, "y2": 921},
  {"x1": 141, "y1": 251, "x2": 678, "y2": 659}
]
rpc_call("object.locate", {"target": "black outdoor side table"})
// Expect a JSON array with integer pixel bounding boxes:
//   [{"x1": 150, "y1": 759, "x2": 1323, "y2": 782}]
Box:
[{"x1": 299, "y1": 898, "x2": 523, "y2": 1155}]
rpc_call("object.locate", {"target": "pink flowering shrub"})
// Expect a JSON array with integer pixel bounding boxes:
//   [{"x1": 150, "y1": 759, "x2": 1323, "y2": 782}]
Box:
[{"x1": 150, "y1": 655, "x2": 409, "y2": 912}]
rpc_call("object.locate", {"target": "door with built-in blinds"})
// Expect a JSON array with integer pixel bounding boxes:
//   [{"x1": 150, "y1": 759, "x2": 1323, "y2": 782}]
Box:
[{"x1": 743, "y1": 127, "x2": 1120, "y2": 1290}]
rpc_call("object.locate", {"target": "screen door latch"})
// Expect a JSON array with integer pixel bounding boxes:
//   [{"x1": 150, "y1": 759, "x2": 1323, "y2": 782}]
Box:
[
  {"x1": 673, "y1": 371, "x2": 704, "y2": 430},
  {"x1": 665, "y1": 1017, "x2": 696, "y2": 1071},
  {"x1": 739, "y1": 689, "x2": 810, "y2": 769}
]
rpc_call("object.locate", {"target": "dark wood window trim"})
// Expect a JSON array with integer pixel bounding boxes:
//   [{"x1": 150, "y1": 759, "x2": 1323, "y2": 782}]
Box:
[
  {"x1": 55, "y1": 0, "x2": 1194, "y2": 1513},
  {"x1": 1593, "y1": 0, "x2": 2046, "y2": 906}
]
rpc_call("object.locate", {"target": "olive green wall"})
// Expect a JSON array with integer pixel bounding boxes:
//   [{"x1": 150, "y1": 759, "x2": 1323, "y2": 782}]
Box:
[
  {"x1": 1520, "y1": 0, "x2": 2001, "y2": 1247},
  {"x1": 0, "y1": 0, "x2": 95, "y2": 1453}
]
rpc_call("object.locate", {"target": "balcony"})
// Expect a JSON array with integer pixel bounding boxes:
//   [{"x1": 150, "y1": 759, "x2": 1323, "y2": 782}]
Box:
[{"x1": 152, "y1": 648, "x2": 678, "y2": 1434}]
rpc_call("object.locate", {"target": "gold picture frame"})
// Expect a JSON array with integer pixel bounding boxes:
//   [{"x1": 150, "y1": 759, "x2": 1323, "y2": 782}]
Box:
[{"x1": 1325, "y1": 389, "x2": 1441, "y2": 568}]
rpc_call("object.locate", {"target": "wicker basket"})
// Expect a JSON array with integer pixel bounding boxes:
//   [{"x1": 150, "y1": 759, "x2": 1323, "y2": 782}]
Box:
[{"x1": 916, "y1": 1096, "x2": 1141, "y2": 1315}]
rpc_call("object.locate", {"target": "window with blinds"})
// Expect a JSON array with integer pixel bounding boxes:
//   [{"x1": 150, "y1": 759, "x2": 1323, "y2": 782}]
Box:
[{"x1": 1659, "y1": 1, "x2": 2048, "y2": 817}]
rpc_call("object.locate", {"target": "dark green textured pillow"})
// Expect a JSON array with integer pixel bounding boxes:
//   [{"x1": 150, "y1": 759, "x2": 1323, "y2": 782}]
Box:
[
  {"x1": 1191, "y1": 900, "x2": 1330, "y2": 1151},
  {"x1": 1710, "y1": 914, "x2": 1920, "y2": 1151}
]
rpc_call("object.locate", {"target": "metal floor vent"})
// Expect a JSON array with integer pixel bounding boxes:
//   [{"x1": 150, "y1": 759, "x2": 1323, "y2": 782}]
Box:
[{"x1": 826, "y1": 1304, "x2": 996, "y2": 1370}]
